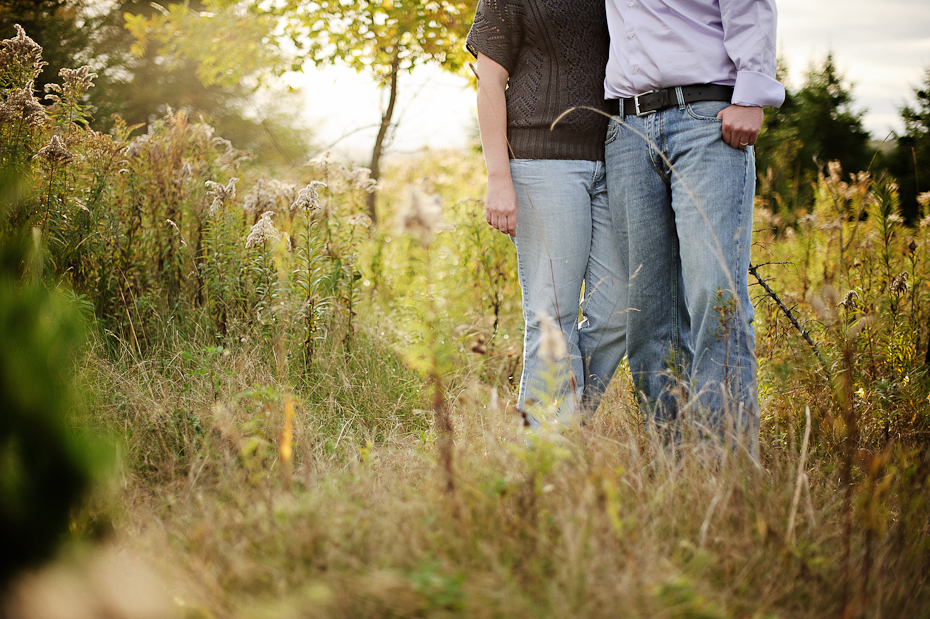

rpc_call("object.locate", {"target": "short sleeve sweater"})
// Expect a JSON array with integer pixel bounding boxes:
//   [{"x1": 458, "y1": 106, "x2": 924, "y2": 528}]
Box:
[{"x1": 466, "y1": 0, "x2": 611, "y2": 161}]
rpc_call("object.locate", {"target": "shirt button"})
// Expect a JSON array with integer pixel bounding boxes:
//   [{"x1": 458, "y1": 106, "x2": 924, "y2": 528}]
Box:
[
  {"x1": 628, "y1": 32, "x2": 635, "y2": 38},
  {"x1": 634, "y1": 66, "x2": 640, "y2": 72},
  {"x1": 629, "y1": 1, "x2": 634, "y2": 5}
]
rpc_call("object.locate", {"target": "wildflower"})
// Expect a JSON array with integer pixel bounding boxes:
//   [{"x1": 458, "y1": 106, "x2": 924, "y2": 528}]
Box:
[
  {"x1": 243, "y1": 178, "x2": 277, "y2": 218},
  {"x1": 205, "y1": 177, "x2": 239, "y2": 217},
  {"x1": 348, "y1": 167, "x2": 378, "y2": 194},
  {"x1": 918, "y1": 191, "x2": 930, "y2": 210},
  {"x1": 36, "y1": 134, "x2": 74, "y2": 166},
  {"x1": 889, "y1": 271, "x2": 909, "y2": 295},
  {"x1": 291, "y1": 181, "x2": 327, "y2": 213},
  {"x1": 245, "y1": 211, "x2": 289, "y2": 250},
  {"x1": 0, "y1": 24, "x2": 47, "y2": 84},
  {"x1": 44, "y1": 66, "x2": 97, "y2": 105},
  {"x1": 307, "y1": 151, "x2": 345, "y2": 178},
  {"x1": 838, "y1": 290, "x2": 859, "y2": 310},
  {"x1": 165, "y1": 219, "x2": 187, "y2": 246},
  {"x1": 398, "y1": 186, "x2": 443, "y2": 246},
  {"x1": 175, "y1": 161, "x2": 193, "y2": 186},
  {"x1": 538, "y1": 313, "x2": 567, "y2": 362},
  {"x1": 60, "y1": 66, "x2": 97, "y2": 93},
  {"x1": 123, "y1": 134, "x2": 151, "y2": 159},
  {"x1": 269, "y1": 179, "x2": 297, "y2": 208},
  {"x1": 347, "y1": 213, "x2": 373, "y2": 228},
  {"x1": 0, "y1": 83, "x2": 47, "y2": 127},
  {"x1": 907, "y1": 238, "x2": 918, "y2": 255}
]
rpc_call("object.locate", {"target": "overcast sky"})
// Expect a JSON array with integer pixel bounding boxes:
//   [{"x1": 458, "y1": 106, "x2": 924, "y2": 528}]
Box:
[{"x1": 292, "y1": 0, "x2": 930, "y2": 160}]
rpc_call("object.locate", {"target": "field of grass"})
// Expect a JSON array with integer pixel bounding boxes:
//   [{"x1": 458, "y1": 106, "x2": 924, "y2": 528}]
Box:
[{"x1": 2, "y1": 27, "x2": 930, "y2": 619}]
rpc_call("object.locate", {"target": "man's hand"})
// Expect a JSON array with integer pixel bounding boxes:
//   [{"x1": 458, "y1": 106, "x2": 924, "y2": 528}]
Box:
[
  {"x1": 717, "y1": 104, "x2": 764, "y2": 150},
  {"x1": 486, "y1": 175, "x2": 518, "y2": 236}
]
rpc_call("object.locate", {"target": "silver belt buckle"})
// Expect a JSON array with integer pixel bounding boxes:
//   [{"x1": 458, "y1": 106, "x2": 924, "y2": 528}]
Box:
[{"x1": 634, "y1": 90, "x2": 656, "y2": 117}]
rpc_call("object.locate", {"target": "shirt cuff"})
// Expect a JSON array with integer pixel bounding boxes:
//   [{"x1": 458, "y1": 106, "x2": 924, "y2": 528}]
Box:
[{"x1": 732, "y1": 70, "x2": 786, "y2": 108}]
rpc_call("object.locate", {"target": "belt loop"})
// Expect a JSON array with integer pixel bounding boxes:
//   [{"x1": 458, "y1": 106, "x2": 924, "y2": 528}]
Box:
[{"x1": 675, "y1": 86, "x2": 685, "y2": 110}]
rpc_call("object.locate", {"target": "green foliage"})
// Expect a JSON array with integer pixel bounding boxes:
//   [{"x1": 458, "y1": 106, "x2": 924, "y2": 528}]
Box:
[
  {"x1": 0, "y1": 236, "x2": 108, "y2": 588},
  {"x1": 888, "y1": 67, "x2": 930, "y2": 222},
  {"x1": 8, "y1": 23, "x2": 930, "y2": 618},
  {"x1": 756, "y1": 55, "x2": 873, "y2": 220}
]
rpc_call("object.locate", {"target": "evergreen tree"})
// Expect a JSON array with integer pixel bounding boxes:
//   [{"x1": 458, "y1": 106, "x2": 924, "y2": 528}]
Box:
[
  {"x1": 755, "y1": 55, "x2": 873, "y2": 219},
  {"x1": 889, "y1": 68, "x2": 930, "y2": 222}
]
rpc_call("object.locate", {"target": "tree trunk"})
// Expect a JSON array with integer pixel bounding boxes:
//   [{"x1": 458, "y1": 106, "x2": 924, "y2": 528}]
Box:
[{"x1": 366, "y1": 49, "x2": 401, "y2": 225}]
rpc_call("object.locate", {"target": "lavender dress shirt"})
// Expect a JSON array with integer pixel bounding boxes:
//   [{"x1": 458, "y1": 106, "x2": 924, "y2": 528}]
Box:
[{"x1": 604, "y1": 0, "x2": 786, "y2": 108}]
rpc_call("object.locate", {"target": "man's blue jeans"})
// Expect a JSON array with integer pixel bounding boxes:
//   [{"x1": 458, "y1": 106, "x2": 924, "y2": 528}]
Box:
[
  {"x1": 511, "y1": 159, "x2": 628, "y2": 424},
  {"x1": 605, "y1": 98, "x2": 759, "y2": 448}
]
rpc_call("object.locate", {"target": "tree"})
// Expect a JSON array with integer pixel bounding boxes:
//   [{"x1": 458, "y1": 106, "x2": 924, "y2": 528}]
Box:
[
  {"x1": 889, "y1": 68, "x2": 930, "y2": 223},
  {"x1": 755, "y1": 55, "x2": 873, "y2": 219},
  {"x1": 125, "y1": 0, "x2": 474, "y2": 223},
  {"x1": 1, "y1": 1, "x2": 314, "y2": 167},
  {"x1": 794, "y1": 55, "x2": 872, "y2": 177}
]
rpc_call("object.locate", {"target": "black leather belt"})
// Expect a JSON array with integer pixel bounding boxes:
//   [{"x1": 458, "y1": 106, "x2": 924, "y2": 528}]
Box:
[{"x1": 605, "y1": 84, "x2": 734, "y2": 117}]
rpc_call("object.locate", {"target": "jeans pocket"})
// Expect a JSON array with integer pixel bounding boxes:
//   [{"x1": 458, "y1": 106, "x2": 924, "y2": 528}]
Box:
[
  {"x1": 686, "y1": 101, "x2": 728, "y2": 122},
  {"x1": 605, "y1": 117, "x2": 622, "y2": 145}
]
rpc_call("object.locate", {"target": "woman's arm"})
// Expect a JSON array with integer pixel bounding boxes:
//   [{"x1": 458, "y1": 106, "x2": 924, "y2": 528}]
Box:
[{"x1": 476, "y1": 53, "x2": 517, "y2": 236}]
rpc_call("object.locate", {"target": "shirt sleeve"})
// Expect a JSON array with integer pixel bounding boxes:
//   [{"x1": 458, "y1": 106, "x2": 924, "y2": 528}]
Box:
[
  {"x1": 720, "y1": 0, "x2": 786, "y2": 108},
  {"x1": 465, "y1": 0, "x2": 524, "y2": 76}
]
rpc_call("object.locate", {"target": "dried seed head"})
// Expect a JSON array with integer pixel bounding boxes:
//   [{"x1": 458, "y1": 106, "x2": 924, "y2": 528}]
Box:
[
  {"x1": 538, "y1": 313, "x2": 567, "y2": 362},
  {"x1": 307, "y1": 151, "x2": 346, "y2": 178},
  {"x1": 399, "y1": 186, "x2": 443, "y2": 246},
  {"x1": 348, "y1": 167, "x2": 378, "y2": 194},
  {"x1": 889, "y1": 271, "x2": 909, "y2": 295},
  {"x1": 838, "y1": 290, "x2": 859, "y2": 310},
  {"x1": 291, "y1": 181, "x2": 326, "y2": 213},
  {"x1": 347, "y1": 213, "x2": 373, "y2": 228},
  {"x1": 60, "y1": 65, "x2": 97, "y2": 93},
  {"x1": 243, "y1": 178, "x2": 277, "y2": 217},
  {"x1": 205, "y1": 177, "x2": 239, "y2": 217},
  {"x1": 245, "y1": 210, "x2": 287, "y2": 249},
  {"x1": 0, "y1": 25, "x2": 47, "y2": 85},
  {"x1": 0, "y1": 83, "x2": 47, "y2": 127},
  {"x1": 36, "y1": 134, "x2": 74, "y2": 166},
  {"x1": 918, "y1": 191, "x2": 930, "y2": 210}
]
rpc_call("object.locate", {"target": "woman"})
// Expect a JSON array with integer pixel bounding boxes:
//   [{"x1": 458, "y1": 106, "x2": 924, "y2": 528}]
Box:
[{"x1": 467, "y1": 0, "x2": 627, "y2": 425}]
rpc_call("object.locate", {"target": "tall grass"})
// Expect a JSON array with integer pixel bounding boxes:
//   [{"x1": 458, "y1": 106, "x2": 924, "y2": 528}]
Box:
[{"x1": 2, "y1": 25, "x2": 930, "y2": 619}]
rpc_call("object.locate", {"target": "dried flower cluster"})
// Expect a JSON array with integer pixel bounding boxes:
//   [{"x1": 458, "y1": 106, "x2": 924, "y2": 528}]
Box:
[
  {"x1": 123, "y1": 133, "x2": 152, "y2": 159},
  {"x1": 918, "y1": 191, "x2": 930, "y2": 210},
  {"x1": 44, "y1": 66, "x2": 98, "y2": 105},
  {"x1": 205, "y1": 177, "x2": 239, "y2": 217},
  {"x1": 0, "y1": 25, "x2": 47, "y2": 85},
  {"x1": 245, "y1": 211, "x2": 289, "y2": 250},
  {"x1": 0, "y1": 83, "x2": 47, "y2": 127},
  {"x1": 889, "y1": 271, "x2": 909, "y2": 295},
  {"x1": 243, "y1": 178, "x2": 299, "y2": 218},
  {"x1": 291, "y1": 181, "x2": 327, "y2": 213},
  {"x1": 346, "y1": 167, "x2": 378, "y2": 194},
  {"x1": 347, "y1": 213, "x2": 373, "y2": 228},
  {"x1": 399, "y1": 186, "x2": 443, "y2": 246},
  {"x1": 838, "y1": 290, "x2": 860, "y2": 311},
  {"x1": 36, "y1": 135, "x2": 74, "y2": 166}
]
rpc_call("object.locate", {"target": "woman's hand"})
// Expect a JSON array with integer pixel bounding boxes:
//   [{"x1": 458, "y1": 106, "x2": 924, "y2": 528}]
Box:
[{"x1": 486, "y1": 174, "x2": 518, "y2": 236}]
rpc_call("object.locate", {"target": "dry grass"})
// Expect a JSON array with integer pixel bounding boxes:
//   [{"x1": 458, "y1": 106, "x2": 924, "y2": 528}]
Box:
[{"x1": 47, "y1": 343, "x2": 925, "y2": 619}]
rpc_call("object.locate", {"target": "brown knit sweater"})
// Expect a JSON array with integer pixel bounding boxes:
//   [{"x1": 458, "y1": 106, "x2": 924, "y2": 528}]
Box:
[{"x1": 466, "y1": 0, "x2": 610, "y2": 161}]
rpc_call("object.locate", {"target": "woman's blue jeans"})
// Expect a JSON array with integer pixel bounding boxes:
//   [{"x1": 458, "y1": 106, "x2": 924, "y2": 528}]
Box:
[
  {"x1": 604, "y1": 99, "x2": 760, "y2": 449},
  {"x1": 511, "y1": 158, "x2": 628, "y2": 424}
]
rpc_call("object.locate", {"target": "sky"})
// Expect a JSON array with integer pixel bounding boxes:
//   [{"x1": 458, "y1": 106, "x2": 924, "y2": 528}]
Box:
[{"x1": 289, "y1": 0, "x2": 930, "y2": 161}]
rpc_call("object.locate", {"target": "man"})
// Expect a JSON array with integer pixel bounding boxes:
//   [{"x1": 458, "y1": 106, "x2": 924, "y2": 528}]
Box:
[{"x1": 603, "y1": 0, "x2": 785, "y2": 451}]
